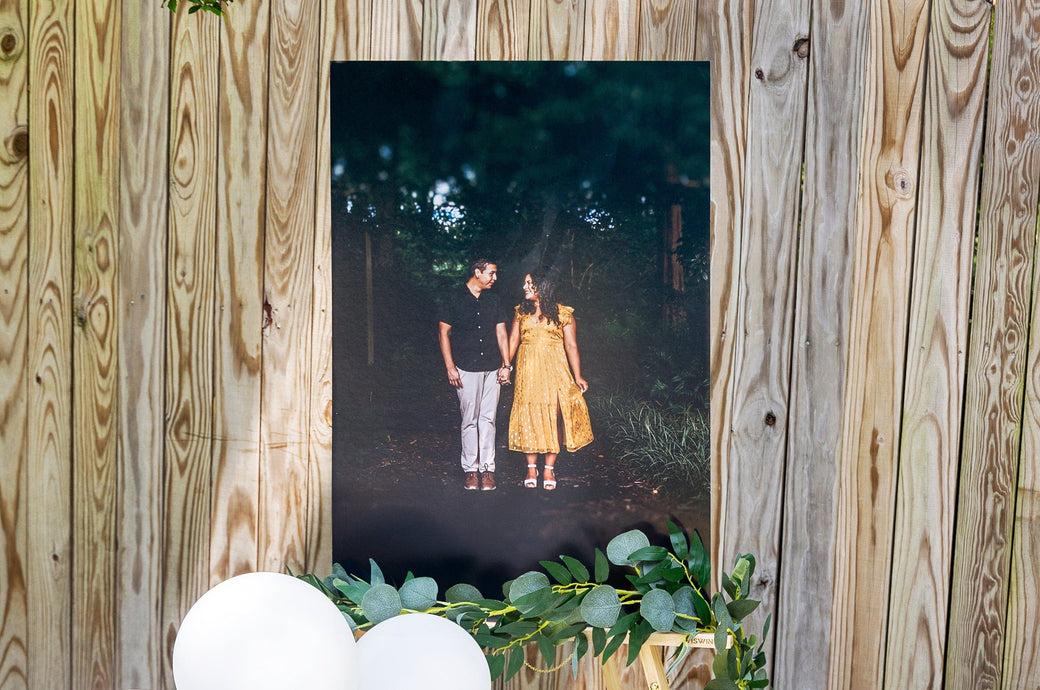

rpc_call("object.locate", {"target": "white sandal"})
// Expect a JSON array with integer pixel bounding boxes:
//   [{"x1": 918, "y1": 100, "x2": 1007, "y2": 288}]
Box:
[
  {"x1": 524, "y1": 464, "x2": 538, "y2": 488},
  {"x1": 543, "y1": 466, "x2": 557, "y2": 491}
]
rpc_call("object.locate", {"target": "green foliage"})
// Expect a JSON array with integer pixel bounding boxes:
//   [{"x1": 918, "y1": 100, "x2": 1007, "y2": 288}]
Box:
[
  {"x1": 298, "y1": 522, "x2": 770, "y2": 687},
  {"x1": 162, "y1": 0, "x2": 232, "y2": 16}
]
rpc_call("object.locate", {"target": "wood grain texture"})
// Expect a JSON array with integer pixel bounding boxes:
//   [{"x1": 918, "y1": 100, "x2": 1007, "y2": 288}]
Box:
[
  {"x1": 828, "y1": 1, "x2": 931, "y2": 687},
  {"x1": 161, "y1": 9, "x2": 219, "y2": 688},
  {"x1": 718, "y1": 0, "x2": 810, "y2": 674},
  {"x1": 583, "y1": 0, "x2": 638, "y2": 59},
  {"x1": 477, "y1": 0, "x2": 531, "y2": 59},
  {"x1": 306, "y1": 0, "x2": 336, "y2": 576},
  {"x1": 332, "y1": 0, "x2": 371, "y2": 60},
  {"x1": 494, "y1": 640, "x2": 646, "y2": 690},
  {"x1": 528, "y1": 0, "x2": 586, "y2": 59},
  {"x1": 210, "y1": 0, "x2": 270, "y2": 584},
  {"x1": 71, "y1": 0, "x2": 120, "y2": 686},
  {"x1": 1004, "y1": 207, "x2": 1040, "y2": 688},
  {"x1": 637, "y1": 0, "x2": 696, "y2": 60},
  {"x1": 885, "y1": 1, "x2": 991, "y2": 688},
  {"x1": 26, "y1": 1, "x2": 73, "y2": 687},
  {"x1": 772, "y1": 4, "x2": 869, "y2": 688},
  {"x1": 371, "y1": 0, "x2": 422, "y2": 59},
  {"x1": 423, "y1": 0, "x2": 478, "y2": 59},
  {"x1": 117, "y1": 3, "x2": 169, "y2": 689},
  {"x1": 0, "y1": 0, "x2": 28, "y2": 685},
  {"x1": 259, "y1": 0, "x2": 321, "y2": 574},
  {"x1": 706, "y1": 0, "x2": 751, "y2": 599},
  {"x1": 955, "y1": 1, "x2": 1040, "y2": 688}
]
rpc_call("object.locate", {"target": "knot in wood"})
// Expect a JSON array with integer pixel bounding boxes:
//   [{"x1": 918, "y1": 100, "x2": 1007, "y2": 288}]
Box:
[
  {"x1": 754, "y1": 68, "x2": 765, "y2": 81},
  {"x1": 764, "y1": 411, "x2": 777, "y2": 426},
  {"x1": 886, "y1": 168, "x2": 914, "y2": 199},
  {"x1": 7, "y1": 125, "x2": 28, "y2": 160},
  {"x1": 0, "y1": 29, "x2": 20, "y2": 58},
  {"x1": 793, "y1": 36, "x2": 810, "y2": 59}
]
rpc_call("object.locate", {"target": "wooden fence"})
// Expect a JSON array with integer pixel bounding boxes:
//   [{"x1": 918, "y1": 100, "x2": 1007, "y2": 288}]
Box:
[{"x1": 0, "y1": 1, "x2": 1037, "y2": 688}]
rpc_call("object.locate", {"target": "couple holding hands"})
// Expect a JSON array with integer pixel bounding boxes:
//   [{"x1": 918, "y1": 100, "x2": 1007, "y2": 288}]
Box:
[{"x1": 438, "y1": 260, "x2": 593, "y2": 492}]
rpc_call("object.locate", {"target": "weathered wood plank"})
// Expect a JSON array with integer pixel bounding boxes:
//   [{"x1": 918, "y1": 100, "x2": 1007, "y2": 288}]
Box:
[
  {"x1": 954, "y1": 1, "x2": 1040, "y2": 688},
  {"x1": 828, "y1": 1, "x2": 931, "y2": 687},
  {"x1": 332, "y1": 0, "x2": 371, "y2": 60},
  {"x1": 0, "y1": 0, "x2": 28, "y2": 685},
  {"x1": 161, "y1": 9, "x2": 219, "y2": 687},
  {"x1": 1004, "y1": 211, "x2": 1040, "y2": 688},
  {"x1": 209, "y1": 0, "x2": 270, "y2": 585},
  {"x1": 71, "y1": 0, "x2": 121, "y2": 686},
  {"x1": 885, "y1": 1, "x2": 992, "y2": 688},
  {"x1": 637, "y1": 0, "x2": 695, "y2": 60},
  {"x1": 259, "y1": 0, "x2": 321, "y2": 574},
  {"x1": 772, "y1": 4, "x2": 869, "y2": 688},
  {"x1": 718, "y1": 0, "x2": 810, "y2": 675},
  {"x1": 583, "y1": 0, "x2": 638, "y2": 60},
  {"x1": 117, "y1": 2, "x2": 169, "y2": 688},
  {"x1": 528, "y1": 0, "x2": 586, "y2": 59},
  {"x1": 26, "y1": 1, "x2": 73, "y2": 687},
  {"x1": 477, "y1": 0, "x2": 531, "y2": 59},
  {"x1": 423, "y1": 0, "x2": 478, "y2": 59},
  {"x1": 371, "y1": 0, "x2": 422, "y2": 59}
]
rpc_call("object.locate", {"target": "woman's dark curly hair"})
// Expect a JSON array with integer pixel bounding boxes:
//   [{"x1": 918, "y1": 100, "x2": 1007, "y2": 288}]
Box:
[{"x1": 518, "y1": 267, "x2": 561, "y2": 325}]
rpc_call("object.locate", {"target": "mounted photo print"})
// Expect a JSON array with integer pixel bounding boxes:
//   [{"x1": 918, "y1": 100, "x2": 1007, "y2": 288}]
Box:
[{"x1": 331, "y1": 61, "x2": 710, "y2": 595}]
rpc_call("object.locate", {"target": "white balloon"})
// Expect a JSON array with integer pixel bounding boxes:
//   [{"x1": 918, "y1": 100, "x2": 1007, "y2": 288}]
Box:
[
  {"x1": 356, "y1": 613, "x2": 491, "y2": 690},
  {"x1": 173, "y1": 572, "x2": 357, "y2": 690}
]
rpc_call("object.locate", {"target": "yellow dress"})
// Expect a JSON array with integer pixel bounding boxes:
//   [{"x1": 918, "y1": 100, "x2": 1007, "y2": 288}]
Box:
[{"x1": 508, "y1": 304, "x2": 594, "y2": 454}]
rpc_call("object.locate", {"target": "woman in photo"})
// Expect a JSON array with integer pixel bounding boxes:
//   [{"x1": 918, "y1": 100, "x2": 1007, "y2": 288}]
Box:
[{"x1": 503, "y1": 268, "x2": 593, "y2": 490}]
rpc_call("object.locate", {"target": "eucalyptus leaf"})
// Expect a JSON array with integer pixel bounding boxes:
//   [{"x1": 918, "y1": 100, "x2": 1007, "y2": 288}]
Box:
[
  {"x1": 446, "y1": 583, "x2": 482, "y2": 604},
  {"x1": 592, "y1": 625, "x2": 607, "y2": 655},
  {"x1": 540, "y1": 559, "x2": 573, "y2": 585},
  {"x1": 536, "y1": 633, "x2": 556, "y2": 667},
  {"x1": 579, "y1": 585, "x2": 621, "y2": 629},
  {"x1": 705, "y1": 678, "x2": 741, "y2": 690},
  {"x1": 361, "y1": 583, "x2": 402, "y2": 624},
  {"x1": 506, "y1": 647, "x2": 525, "y2": 681},
  {"x1": 512, "y1": 587, "x2": 555, "y2": 617},
  {"x1": 627, "y1": 546, "x2": 669, "y2": 563},
  {"x1": 626, "y1": 619, "x2": 655, "y2": 665},
  {"x1": 509, "y1": 570, "x2": 551, "y2": 602},
  {"x1": 399, "y1": 576, "x2": 438, "y2": 611},
  {"x1": 368, "y1": 558, "x2": 385, "y2": 586},
  {"x1": 639, "y1": 588, "x2": 677, "y2": 632},
  {"x1": 560, "y1": 555, "x2": 590, "y2": 582},
  {"x1": 486, "y1": 652, "x2": 505, "y2": 680},
  {"x1": 671, "y1": 586, "x2": 696, "y2": 620},
  {"x1": 594, "y1": 548, "x2": 609, "y2": 583},
  {"x1": 606, "y1": 529, "x2": 651, "y2": 566},
  {"x1": 726, "y1": 598, "x2": 760, "y2": 622},
  {"x1": 667, "y1": 520, "x2": 689, "y2": 560}
]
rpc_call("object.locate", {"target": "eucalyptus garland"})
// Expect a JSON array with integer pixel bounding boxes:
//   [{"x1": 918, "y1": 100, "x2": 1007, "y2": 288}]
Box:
[
  {"x1": 162, "y1": 0, "x2": 232, "y2": 17},
  {"x1": 297, "y1": 522, "x2": 770, "y2": 688}
]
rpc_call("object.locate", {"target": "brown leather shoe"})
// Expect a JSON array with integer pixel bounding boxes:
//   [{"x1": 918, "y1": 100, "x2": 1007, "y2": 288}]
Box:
[
  {"x1": 464, "y1": 472, "x2": 479, "y2": 490},
  {"x1": 480, "y1": 471, "x2": 496, "y2": 491}
]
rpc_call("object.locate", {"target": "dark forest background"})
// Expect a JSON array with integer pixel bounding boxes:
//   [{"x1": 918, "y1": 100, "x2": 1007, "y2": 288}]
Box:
[{"x1": 331, "y1": 62, "x2": 711, "y2": 593}]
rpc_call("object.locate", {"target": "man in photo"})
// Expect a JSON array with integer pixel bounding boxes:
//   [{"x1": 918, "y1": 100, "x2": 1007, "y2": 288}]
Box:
[{"x1": 437, "y1": 258, "x2": 512, "y2": 491}]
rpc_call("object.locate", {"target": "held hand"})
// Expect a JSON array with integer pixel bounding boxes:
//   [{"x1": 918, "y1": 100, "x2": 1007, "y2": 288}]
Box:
[
  {"x1": 447, "y1": 366, "x2": 463, "y2": 389},
  {"x1": 575, "y1": 376, "x2": 588, "y2": 393},
  {"x1": 497, "y1": 365, "x2": 512, "y2": 386}
]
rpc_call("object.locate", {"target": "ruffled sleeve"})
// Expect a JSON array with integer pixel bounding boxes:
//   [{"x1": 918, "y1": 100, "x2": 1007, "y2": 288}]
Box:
[{"x1": 557, "y1": 304, "x2": 574, "y2": 326}]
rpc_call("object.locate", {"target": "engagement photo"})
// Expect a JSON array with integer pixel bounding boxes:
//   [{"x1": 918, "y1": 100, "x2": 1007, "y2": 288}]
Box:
[{"x1": 331, "y1": 61, "x2": 710, "y2": 594}]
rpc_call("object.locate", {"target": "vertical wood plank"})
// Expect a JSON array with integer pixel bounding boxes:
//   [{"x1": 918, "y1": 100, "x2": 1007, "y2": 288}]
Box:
[
  {"x1": 477, "y1": 0, "x2": 531, "y2": 59},
  {"x1": 637, "y1": 0, "x2": 695, "y2": 60},
  {"x1": 161, "y1": 8, "x2": 219, "y2": 687},
  {"x1": 885, "y1": 1, "x2": 992, "y2": 687},
  {"x1": 26, "y1": 0, "x2": 73, "y2": 687},
  {"x1": 1004, "y1": 208, "x2": 1040, "y2": 688},
  {"x1": 583, "y1": 0, "x2": 638, "y2": 60},
  {"x1": 0, "y1": 0, "x2": 28, "y2": 685},
  {"x1": 494, "y1": 641, "x2": 645, "y2": 690},
  {"x1": 828, "y1": 1, "x2": 931, "y2": 687},
  {"x1": 719, "y1": 0, "x2": 810, "y2": 673},
  {"x1": 528, "y1": 0, "x2": 586, "y2": 59},
  {"x1": 423, "y1": 0, "x2": 478, "y2": 59},
  {"x1": 955, "y1": 1, "x2": 1040, "y2": 688},
  {"x1": 333, "y1": 0, "x2": 371, "y2": 60},
  {"x1": 372, "y1": 0, "x2": 422, "y2": 59},
  {"x1": 306, "y1": 0, "x2": 337, "y2": 576},
  {"x1": 772, "y1": 3, "x2": 870, "y2": 688},
  {"x1": 259, "y1": 0, "x2": 321, "y2": 574},
  {"x1": 210, "y1": 0, "x2": 270, "y2": 584},
  {"x1": 117, "y1": 2, "x2": 169, "y2": 688},
  {"x1": 71, "y1": 0, "x2": 120, "y2": 686}
]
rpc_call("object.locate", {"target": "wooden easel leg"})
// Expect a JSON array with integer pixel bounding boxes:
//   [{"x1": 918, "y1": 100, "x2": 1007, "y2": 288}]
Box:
[
  {"x1": 638, "y1": 644, "x2": 669, "y2": 690},
  {"x1": 601, "y1": 652, "x2": 623, "y2": 690}
]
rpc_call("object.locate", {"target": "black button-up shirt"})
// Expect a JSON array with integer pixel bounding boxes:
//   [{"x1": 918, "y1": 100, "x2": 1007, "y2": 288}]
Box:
[{"x1": 438, "y1": 286, "x2": 507, "y2": 372}]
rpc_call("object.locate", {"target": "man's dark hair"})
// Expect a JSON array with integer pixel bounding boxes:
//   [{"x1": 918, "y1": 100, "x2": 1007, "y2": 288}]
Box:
[{"x1": 470, "y1": 258, "x2": 496, "y2": 275}]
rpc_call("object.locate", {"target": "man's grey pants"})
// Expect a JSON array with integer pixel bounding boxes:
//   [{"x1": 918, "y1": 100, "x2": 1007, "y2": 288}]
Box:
[{"x1": 456, "y1": 368, "x2": 500, "y2": 472}]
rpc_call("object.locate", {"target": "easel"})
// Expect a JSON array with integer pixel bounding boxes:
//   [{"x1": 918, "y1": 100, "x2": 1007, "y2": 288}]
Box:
[{"x1": 599, "y1": 632, "x2": 721, "y2": 690}]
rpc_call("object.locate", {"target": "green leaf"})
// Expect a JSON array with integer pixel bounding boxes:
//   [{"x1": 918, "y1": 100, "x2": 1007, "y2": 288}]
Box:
[
  {"x1": 667, "y1": 520, "x2": 689, "y2": 560},
  {"x1": 332, "y1": 577, "x2": 369, "y2": 603},
  {"x1": 726, "y1": 598, "x2": 760, "y2": 622},
  {"x1": 505, "y1": 648, "x2": 525, "y2": 681},
  {"x1": 512, "y1": 587, "x2": 555, "y2": 617},
  {"x1": 628, "y1": 546, "x2": 669, "y2": 563},
  {"x1": 704, "y1": 679, "x2": 741, "y2": 690},
  {"x1": 446, "y1": 583, "x2": 483, "y2": 604},
  {"x1": 639, "y1": 588, "x2": 677, "y2": 632},
  {"x1": 592, "y1": 626, "x2": 607, "y2": 655},
  {"x1": 561, "y1": 555, "x2": 590, "y2": 582},
  {"x1": 606, "y1": 611, "x2": 640, "y2": 638},
  {"x1": 712, "y1": 593, "x2": 734, "y2": 631},
  {"x1": 398, "y1": 576, "x2": 438, "y2": 611},
  {"x1": 486, "y1": 652, "x2": 505, "y2": 680},
  {"x1": 368, "y1": 559, "x2": 385, "y2": 585},
  {"x1": 509, "y1": 571, "x2": 551, "y2": 602},
  {"x1": 360, "y1": 583, "x2": 402, "y2": 624},
  {"x1": 572, "y1": 634, "x2": 587, "y2": 677},
  {"x1": 473, "y1": 633, "x2": 511, "y2": 649},
  {"x1": 720, "y1": 572, "x2": 738, "y2": 600},
  {"x1": 540, "y1": 559, "x2": 573, "y2": 585},
  {"x1": 606, "y1": 529, "x2": 651, "y2": 566},
  {"x1": 626, "y1": 619, "x2": 655, "y2": 665},
  {"x1": 693, "y1": 588, "x2": 713, "y2": 625},
  {"x1": 579, "y1": 585, "x2": 622, "y2": 629},
  {"x1": 594, "y1": 548, "x2": 609, "y2": 583},
  {"x1": 687, "y1": 530, "x2": 710, "y2": 586},
  {"x1": 601, "y1": 630, "x2": 627, "y2": 664},
  {"x1": 494, "y1": 620, "x2": 540, "y2": 636},
  {"x1": 536, "y1": 633, "x2": 556, "y2": 667}
]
